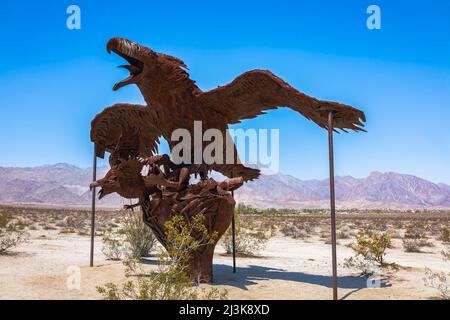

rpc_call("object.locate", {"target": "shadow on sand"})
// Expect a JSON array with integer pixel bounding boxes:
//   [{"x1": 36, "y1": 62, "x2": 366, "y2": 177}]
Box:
[{"x1": 212, "y1": 264, "x2": 391, "y2": 294}]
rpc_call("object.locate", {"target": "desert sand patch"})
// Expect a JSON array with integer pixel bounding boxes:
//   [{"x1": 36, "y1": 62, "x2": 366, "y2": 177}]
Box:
[{"x1": 0, "y1": 206, "x2": 449, "y2": 300}]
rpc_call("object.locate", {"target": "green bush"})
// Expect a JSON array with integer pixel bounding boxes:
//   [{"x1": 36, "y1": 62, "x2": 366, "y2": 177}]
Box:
[
  {"x1": 0, "y1": 211, "x2": 11, "y2": 228},
  {"x1": 163, "y1": 214, "x2": 218, "y2": 269},
  {"x1": 402, "y1": 239, "x2": 422, "y2": 252},
  {"x1": 439, "y1": 228, "x2": 450, "y2": 244},
  {"x1": 101, "y1": 211, "x2": 157, "y2": 260},
  {"x1": 120, "y1": 211, "x2": 157, "y2": 259},
  {"x1": 424, "y1": 246, "x2": 450, "y2": 299},
  {"x1": 221, "y1": 211, "x2": 269, "y2": 256},
  {"x1": 101, "y1": 233, "x2": 123, "y2": 261},
  {"x1": 344, "y1": 230, "x2": 397, "y2": 275},
  {"x1": 402, "y1": 225, "x2": 433, "y2": 252},
  {"x1": 0, "y1": 228, "x2": 28, "y2": 254},
  {"x1": 280, "y1": 223, "x2": 309, "y2": 239},
  {"x1": 97, "y1": 214, "x2": 227, "y2": 300}
]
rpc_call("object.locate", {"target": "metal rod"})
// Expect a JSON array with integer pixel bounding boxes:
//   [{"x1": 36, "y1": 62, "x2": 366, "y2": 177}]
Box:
[
  {"x1": 328, "y1": 111, "x2": 338, "y2": 300},
  {"x1": 231, "y1": 172, "x2": 236, "y2": 273},
  {"x1": 90, "y1": 144, "x2": 97, "y2": 267}
]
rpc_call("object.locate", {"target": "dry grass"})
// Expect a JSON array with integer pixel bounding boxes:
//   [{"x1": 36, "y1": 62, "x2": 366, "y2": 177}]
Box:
[
  {"x1": 239, "y1": 210, "x2": 450, "y2": 248},
  {"x1": 1, "y1": 204, "x2": 450, "y2": 300},
  {"x1": 0, "y1": 205, "x2": 123, "y2": 237},
  {"x1": 2, "y1": 204, "x2": 450, "y2": 258}
]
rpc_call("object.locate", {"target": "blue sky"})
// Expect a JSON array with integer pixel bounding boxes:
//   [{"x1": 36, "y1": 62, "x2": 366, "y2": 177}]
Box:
[{"x1": 0, "y1": 1, "x2": 449, "y2": 183}]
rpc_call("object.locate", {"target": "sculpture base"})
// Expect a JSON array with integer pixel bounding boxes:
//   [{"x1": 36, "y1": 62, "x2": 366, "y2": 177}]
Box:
[{"x1": 140, "y1": 178, "x2": 239, "y2": 282}]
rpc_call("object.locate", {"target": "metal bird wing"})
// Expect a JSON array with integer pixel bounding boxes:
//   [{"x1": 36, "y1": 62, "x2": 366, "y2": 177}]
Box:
[
  {"x1": 196, "y1": 70, "x2": 366, "y2": 132},
  {"x1": 116, "y1": 158, "x2": 144, "y2": 181},
  {"x1": 90, "y1": 103, "x2": 162, "y2": 159}
]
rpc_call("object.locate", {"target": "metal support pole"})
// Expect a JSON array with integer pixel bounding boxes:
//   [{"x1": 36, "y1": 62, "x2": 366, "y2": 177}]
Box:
[
  {"x1": 231, "y1": 172, "x2": 237, "y2": 273},
  {"x1": 90, "y1": 144, "x2": 97, "y2": 267},
  {"x1": 328, "y1": 111, "x2": 338, "y2": 300}
]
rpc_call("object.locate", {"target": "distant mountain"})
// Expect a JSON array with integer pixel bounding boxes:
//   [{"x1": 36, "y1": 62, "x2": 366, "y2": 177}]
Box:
[
  {"x1": 341, "y1": 171, "x2": 449, "y2": 206},
  {"x1": 0, "y1": 164, "x2": 124, "y2": 207},
  {"x1": 0, "y1": 164, "x2": 449, "y2": 210},
  {"x1": 234, "y1": 171, "x2": 450, "y2": 210}
]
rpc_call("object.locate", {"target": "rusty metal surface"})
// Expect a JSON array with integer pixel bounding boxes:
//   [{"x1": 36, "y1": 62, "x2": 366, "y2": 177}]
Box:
[
  {"x1": 328, "y1": 111, "x2": 338, "y2": 300},
  {"x1": 90, "y1": 153, "x2": 243, "y2": 282},
  {"x1": 91, "y1": 37, "x2": 366, "y2": 182},
  {"x1": 89, "y1": 38, "x2": 365, "y2": 282}
]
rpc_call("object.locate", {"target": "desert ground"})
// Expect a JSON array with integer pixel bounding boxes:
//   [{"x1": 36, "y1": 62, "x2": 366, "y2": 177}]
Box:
[{"x1": 0, "y1": 205, "x2": 449, "y2": 300}]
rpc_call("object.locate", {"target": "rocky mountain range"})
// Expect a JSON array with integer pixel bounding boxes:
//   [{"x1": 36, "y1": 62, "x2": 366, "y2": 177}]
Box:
[
  {"x1": 0, "y1": 163, "x2": 449, "y2": 210},
  {"x1": 236, "y1": 171, "x2": 450, "y2": 209}
]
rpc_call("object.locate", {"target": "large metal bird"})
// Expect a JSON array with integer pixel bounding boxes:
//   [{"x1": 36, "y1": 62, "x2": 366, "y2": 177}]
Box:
[{"x1": 91, "y1": 38, "x2": 365, "y2": 181}]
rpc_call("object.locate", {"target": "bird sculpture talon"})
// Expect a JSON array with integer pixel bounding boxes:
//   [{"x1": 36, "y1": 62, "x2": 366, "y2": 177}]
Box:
[{"x1": 123, "y1": 203, "x2": 139, "y2": 211}]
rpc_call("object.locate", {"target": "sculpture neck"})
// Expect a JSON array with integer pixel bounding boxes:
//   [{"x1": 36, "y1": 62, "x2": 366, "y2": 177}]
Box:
[{"x1": 140, "y1": 84, "x2": 202, "y2": 138}]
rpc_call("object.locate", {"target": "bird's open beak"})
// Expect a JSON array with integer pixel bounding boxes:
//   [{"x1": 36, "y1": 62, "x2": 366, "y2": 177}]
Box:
[
  {"x1": 89, "y1": 181, "x2": 106, "y2": 199},
  {"x1": 97, "y1": 189, "x2": 105, "y2": 199},
  {"x1": 107, "y1": 37, "x2": 145, "y2": 91}
]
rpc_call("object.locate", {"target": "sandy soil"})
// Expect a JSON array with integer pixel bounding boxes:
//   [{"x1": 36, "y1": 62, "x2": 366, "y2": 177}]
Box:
[{"x1": 1, "y1": 229, "x2": 447, "y2": 300}]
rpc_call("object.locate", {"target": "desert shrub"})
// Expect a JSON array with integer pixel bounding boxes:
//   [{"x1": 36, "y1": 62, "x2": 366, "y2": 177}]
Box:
[
  {"x1": 97, "y1": 214, "x2": 227, "y2": 300},
  {"x1": 443, "y1": 246, "x2": 450, "y2": 261},
  {"x1": 404, "y1": 225, "x2": 426, "y2": 239},
  {"x1": 280, "y1": 224, "x2": 307, "y2": 239},
  {"x1": 347, "y1": 229, "x2": 359, "y2": 237},
  {"x1": 163, "y1": 214, "x2": 217, "y2": 267},
  {"x1": 310, "y1": 226, "x2": 322, "y2": 234},
  {"x1": 0, "y1": 211, "x2": 29, "y2": 254},
  {"x1": 424, "y1": 246, "x2": 450, "y2": 299},
  {"x1": 424, "y1": 268, "x2": 450, "y2": 300},
  {"x1": 0, "y1": 228, "x2": 28, "y2": 254},
  {"x1": 337, "y1": 226, "x2": 351, "y2": 239},
  {"x1": 102, "y1": 233, "x2": 123, "y2": 261},
  {"x1": 389, "y1": 230, "x2": 403, "y2": 239},
  {"x1": 101, "y1": 210, "x2": 157, "y2": 260},
  {"x1": 59, "y1": 227, "x2": 76, "y2": 234},
  {"x1": 63, "y1": 216, "x2": 75, "y2": 227},
  {"x1": 393, "y1": 220, "x2": 403, "y2": 229},
  {"x1": 56, "y1": 216, "x2": 82, "y2": 229},
  {"x1": 402, "y1": 239, "x2": 422, "y2": 252},
  {"x1": 259, "y1": 220, "x2": 277, "y2": 237},
  {"x1": 402, "y1": 226, "x2": 433, "y2": 252},
  {"x1": 0, "y1": 211, "x2": 11, "y2": 228},
  {"x1": 77, "y1": 229, "x2": 89, "y2": 236},
  {"x1": 320, "y1": 231, "x2": 332, "y2": 244},
  {"x1": 439, "y1": 228, "x2": 450, "y2": 244},
  {"x1": 374, "y1": 222, "x2": 388, "y2": 232},
  {"x1": 41, "y1": 224, "x2": 57, "y2": 230},
  {"x1": 221, "y1": 211, "x2": 269, "y2": 256},
  {"x1": 269, "y1": 223, "x2": 277, "y2": 237},
  {"x1": 97, "y1": 263, "x2": 227, "y2": 300},
  {"x1": 10, "y1": 219, "x2": 30, "y2": 231},
  {"x1": 121, "y1": 211, "x2": 157, "y2": 258},
  {"x1": 344, "y1": 230, "x2": 397, "y2": 275}
]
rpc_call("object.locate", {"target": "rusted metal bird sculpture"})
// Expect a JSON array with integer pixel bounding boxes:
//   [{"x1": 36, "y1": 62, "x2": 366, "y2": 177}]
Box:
[
  {"x1": 91, "y1": 38, "x2": 365, "y2": 181},
  {"x1": 90, "y1": 38, "x2": 365, "y2": 282}
]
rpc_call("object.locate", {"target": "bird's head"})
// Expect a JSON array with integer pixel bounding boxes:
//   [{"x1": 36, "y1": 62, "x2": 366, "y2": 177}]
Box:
[
  {"x1": 89, "y1": 159, "x2": 145, "y2": 200},
  {"x1": 89, "y1": 168, "x2": 121, "y2": 200},
  {"x1": 107, "y1": 37, "x2": 194, "y2": 99}
]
